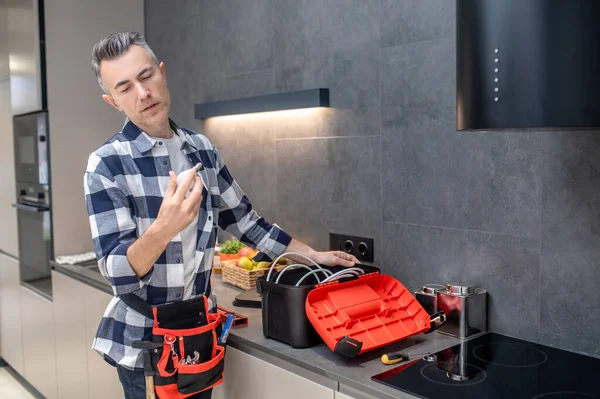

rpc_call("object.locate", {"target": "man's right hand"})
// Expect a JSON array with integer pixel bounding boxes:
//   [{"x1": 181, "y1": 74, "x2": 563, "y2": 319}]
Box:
[
  {"x1": 154, "y1": 169, "x2": 203, "y2": 243},
  {"x1": 125, "y1": 170, "x2": 203, "y2": 278}
]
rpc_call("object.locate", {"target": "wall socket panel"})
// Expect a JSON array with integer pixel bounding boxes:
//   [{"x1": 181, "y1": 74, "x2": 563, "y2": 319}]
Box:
[{"x1": 329, "y1": 233, "x2": 374, "y2": 263}]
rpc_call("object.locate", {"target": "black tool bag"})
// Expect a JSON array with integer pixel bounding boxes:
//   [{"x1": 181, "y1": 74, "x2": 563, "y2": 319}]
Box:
[
  {"x1": 121, "y1": 293, "x2": 225, "y2": 399},
  {"x1": 256, "y1": 264, "x2": 379, "y2": 348}
]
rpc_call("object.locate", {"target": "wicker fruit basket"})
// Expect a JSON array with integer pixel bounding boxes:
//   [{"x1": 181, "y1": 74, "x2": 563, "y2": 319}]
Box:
[{"x1": 221, "y1": 259, "x2": 287, "y2": 290}]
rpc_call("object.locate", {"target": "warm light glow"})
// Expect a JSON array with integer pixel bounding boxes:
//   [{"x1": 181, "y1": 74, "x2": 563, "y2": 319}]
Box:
[
  {"x1": 9, "y1": 55, "x2": 36, "y2": 74},
  {"x1": 203, "y1": 107, "x2": 328, "y2": 124}
]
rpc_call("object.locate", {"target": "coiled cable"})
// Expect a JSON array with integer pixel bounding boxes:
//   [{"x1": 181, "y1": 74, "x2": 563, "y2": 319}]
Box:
[
  {"x1": 266, "y1": 252, "x2": 322, "y2": 282},
  {"x1": 274, "y1": 264, "x2": 332, "y2": 284}
]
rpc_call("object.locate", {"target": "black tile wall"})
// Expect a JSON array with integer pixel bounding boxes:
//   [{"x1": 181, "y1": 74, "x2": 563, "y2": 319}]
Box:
[{"x1": 145, "y1": 0, "x2": 600, "y2": 356}]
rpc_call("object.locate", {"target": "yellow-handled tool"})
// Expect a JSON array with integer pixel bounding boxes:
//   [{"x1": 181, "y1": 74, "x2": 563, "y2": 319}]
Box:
[{"x1": 381, "y1": 351, "x2": 431, "y2": 365}]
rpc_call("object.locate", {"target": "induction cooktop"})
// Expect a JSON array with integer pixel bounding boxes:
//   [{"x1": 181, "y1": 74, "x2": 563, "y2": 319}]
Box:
[{"x1": 371, "y1": 332, "x2": 600, "y2": 399}]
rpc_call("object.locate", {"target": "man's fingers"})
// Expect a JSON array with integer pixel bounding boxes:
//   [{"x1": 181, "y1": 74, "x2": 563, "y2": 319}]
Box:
[
  {"x1": 174, "y1": 169, "x2": 196, "y2": 200},
  {"x1": 164, "y1": 171, "x2": 177, "y2": 198},
  {"x1": 185, "y1": 176, "x2": 203, "y2": 207},
  {"x1": 335, "y1": 251, "x2": 357, "y2": 267}
]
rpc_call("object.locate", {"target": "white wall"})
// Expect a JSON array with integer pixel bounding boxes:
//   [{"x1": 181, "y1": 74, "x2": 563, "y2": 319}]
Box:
[
  {"x1": 45, "y1": 0, "x2": 144, "y2": 256},
  {"x1": 0, "y1": 0, "x2": 19, "y2": 257},
  {"x1": 0, "y1": 0, "x2": 9, "y2": 81}
]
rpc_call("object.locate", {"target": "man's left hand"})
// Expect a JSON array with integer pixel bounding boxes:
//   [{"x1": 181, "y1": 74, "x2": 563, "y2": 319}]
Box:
[{"x1": 313, "y1": 251, "x2": 359, "y2": 267}]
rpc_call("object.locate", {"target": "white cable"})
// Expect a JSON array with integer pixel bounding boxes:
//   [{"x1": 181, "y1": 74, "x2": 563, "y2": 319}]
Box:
[
  {"x1": 321, "y1": 268, "x2": 365, "y2": 283},
  {"x1": 324, "y1": 273, "x2": 359, "y2": 283},
  {"x1": 294, "y1": 268, "x2": 334, "y2": 287},
  {"x1": 324, "y1": 271, "x2": 359, "y2": 282},
  {"x1": 265, "y1": 252, "x2": 321, "y2": 282},
  {"x1": 274, "y1": 264, "x2": 325, "y2": 284}
]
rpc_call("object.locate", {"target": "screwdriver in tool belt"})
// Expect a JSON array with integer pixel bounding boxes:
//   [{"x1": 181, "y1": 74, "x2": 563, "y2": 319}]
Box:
[
  {"x1": 219, "y1": 314, "x2": 235, "y2": 345},
  {"x1": 381, "y1": 351, "x2": 432, "y2": 365}
]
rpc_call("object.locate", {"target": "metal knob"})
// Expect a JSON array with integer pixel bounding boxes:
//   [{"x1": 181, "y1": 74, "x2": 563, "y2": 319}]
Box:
[
  {"x1": 446, "y1": 284, "x2": 478, "y2": 295},
  {"x1": 421, "y1": 284, "x2": 446, "y2": 294}
]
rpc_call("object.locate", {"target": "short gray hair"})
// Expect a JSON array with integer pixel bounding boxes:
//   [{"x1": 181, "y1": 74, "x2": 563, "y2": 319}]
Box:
[{"x1": 91, "y1": 32, "x2": 160, "y2": 93}]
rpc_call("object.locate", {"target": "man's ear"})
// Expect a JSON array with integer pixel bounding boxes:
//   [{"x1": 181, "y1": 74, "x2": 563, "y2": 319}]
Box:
[
  {"x1": 160, "y1": 62, "x2": 166, "y2": 83},
  {"x1": 102, "y1": 94, "x2": 122, "y2": 112}
]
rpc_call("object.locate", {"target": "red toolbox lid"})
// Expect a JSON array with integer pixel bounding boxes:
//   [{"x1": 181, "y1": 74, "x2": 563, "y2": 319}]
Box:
[{"x1": 305, "y1": 273, "x2": 433, "y2": 357}]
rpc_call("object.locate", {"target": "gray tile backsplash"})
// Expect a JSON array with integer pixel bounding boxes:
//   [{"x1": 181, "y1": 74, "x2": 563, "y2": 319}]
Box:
[
  {"x1": 146, "y1": 0, "x2": 600, "y2": 356},
  {"x1": 273, "y1": 0, "x2": 380, "y2": 138},
  {"x1": 540, "y1": 132, "x2": 600, "y2": 357},
  {"x1": 381, "y1": 0, "x2": 456, "y2": 48},
  {"x1": 193, "y1": 69, "x2": 275, "y2": 106},
  {"x1": 188, "y1": 0, "x2": 273, "y2": 82},
  {"x1": 276, "y1": 136, "x2": 381, "y2": 224},
  {"x1": 381, "y1": 38, "x2": 455, "y2": 128},
  {"x1": 273, "y1": 46, "x2": 380, "y2": 138},
  {"x1": 202, "y1": 115, "x2": 277, "y2": 215},
  {"x1": 382, "y1": 222, "x2": 541, "y2": 342},
  {"x1": 382, "y1": 123, "x2": 542, "y2": 236}
]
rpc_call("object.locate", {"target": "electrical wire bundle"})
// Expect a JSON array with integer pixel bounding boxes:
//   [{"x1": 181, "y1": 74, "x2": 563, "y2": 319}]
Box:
[{"x1": 265, "y1": 252, "x2": 365, "y2": 286}]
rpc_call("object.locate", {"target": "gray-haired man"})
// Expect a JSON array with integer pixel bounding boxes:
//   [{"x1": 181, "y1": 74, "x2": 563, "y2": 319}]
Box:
[{"x1": 85, "y1": 32, "x2": 358, "y2": 399}]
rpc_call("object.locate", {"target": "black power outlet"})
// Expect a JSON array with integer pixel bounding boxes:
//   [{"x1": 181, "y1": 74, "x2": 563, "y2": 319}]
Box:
[{"x1": 329, "y1": 233, "x2": 374, "y2": 263}]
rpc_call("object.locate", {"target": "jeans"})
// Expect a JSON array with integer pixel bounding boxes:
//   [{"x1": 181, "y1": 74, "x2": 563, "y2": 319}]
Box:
[{"x1": 116, "y1": 365, "x2": 213, "y2": 399}]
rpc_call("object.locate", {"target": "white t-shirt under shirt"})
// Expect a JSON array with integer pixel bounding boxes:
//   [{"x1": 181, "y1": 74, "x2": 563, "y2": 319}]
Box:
[{"x1": 162, "y1": 131, "x2": 198, "y2": 300}]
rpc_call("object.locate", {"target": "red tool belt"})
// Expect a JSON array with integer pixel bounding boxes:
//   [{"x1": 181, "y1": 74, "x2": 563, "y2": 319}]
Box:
[{"x1": 122, "y1": 293, "x2": 226, "y2": 398}]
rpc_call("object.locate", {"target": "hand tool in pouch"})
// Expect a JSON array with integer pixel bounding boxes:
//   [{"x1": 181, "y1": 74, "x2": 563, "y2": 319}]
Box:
[
  {"x1": 132, "y1": 341, "x2": 162, "y2": 399},
  {"x1": 381, "y1": 351, "x2": 432, "y2": 365},
  {"x1": 219, "y1": 314, "x2": 235, "y2": 344}
]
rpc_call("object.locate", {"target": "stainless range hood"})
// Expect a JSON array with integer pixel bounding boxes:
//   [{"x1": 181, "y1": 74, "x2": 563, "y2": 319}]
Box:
[{"x1": 456, "y1": 0, "x2": 600, "y2": 131}]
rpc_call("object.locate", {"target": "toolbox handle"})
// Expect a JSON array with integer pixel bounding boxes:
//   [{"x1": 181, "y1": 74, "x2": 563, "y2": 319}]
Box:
[
  {"x1": 315, "y1": 270, "x2": 380, "y2": 288},
  {"x1": 334, "y1": 336, "x2": 363, "y2": 358},
  {"x1": 424, "y1": 311, "x2": 446, "y2": 334},
  {"x1": 358, "y1": 271, "x2": 380, "y2": 278},
  {"x1": 315, "y1": 280, "x2": 340, "y2": 289}
]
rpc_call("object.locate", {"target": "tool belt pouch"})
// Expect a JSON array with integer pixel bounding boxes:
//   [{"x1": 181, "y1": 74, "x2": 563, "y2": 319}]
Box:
[{"x1": 125, "y1": 294, "x2": 226, "y2": 399}]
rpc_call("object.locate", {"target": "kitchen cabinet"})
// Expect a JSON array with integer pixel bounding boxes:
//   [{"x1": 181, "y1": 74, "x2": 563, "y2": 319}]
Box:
[
  {"x1": 52, "y1": 271, "x2": 89, "y2": 398},
  {"x1": 82, "y1": 282, "x2": 123, "y2": 399},
  {"x1": 335, "y1": 393, "x2": 358, "y2": 399},
  {"x1": 0, "y1": 253, "x2": 24, "y2": 375},
  {"x1": 51, "y1": 270, "x2": 122, "y2": 398},
  {"x1": 20, "y1": 285, "x2": 57, "y2": 399},
  {"x1": 212, "y1": 346, "x2": 335, "y2": 399},
  {"x1": 0, "y1": 79, "x2": 19, "y2": 257}
]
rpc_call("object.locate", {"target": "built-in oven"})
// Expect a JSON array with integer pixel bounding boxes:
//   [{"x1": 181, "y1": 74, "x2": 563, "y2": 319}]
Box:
[
  {"x1": 12, "y1": 110, "x2": 53, "y2": 298},
  {"x1": 13, "y1": 111, "x2": 49, "y2": 185},
  {"x1": 13, "y1": 183, "x2": 52, "y2": 283}
]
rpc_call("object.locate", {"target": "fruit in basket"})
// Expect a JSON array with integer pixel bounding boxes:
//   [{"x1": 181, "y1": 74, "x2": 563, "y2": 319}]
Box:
[
  {"x1": 238, "y1": 247, "x2": 256, "y2": 258},
  {"x1": 237, "y1": 256, "x2": 254, "y2": 270},
  {"x1": 276, "y1": 256, "x2": 288, "y2": 264},
  {"x1": 254, "y1": 261, "x2": 271, "y2": 270}
]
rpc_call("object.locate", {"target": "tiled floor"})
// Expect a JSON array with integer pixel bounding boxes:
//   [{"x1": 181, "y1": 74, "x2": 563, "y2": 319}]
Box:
[{"x1": 0, "y1": 367, "x2": 36, "y2": 399}]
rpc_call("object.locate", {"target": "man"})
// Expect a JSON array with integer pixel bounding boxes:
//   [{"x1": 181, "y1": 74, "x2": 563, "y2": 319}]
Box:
[{"x1": 84, "y1": 31, "x2": 358, "y2": 399}]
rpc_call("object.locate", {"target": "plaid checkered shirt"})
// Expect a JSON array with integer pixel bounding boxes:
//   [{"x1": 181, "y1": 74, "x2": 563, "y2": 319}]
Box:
[{"x1": 84, "y1": 119, "x2": 292, "y2": 371}]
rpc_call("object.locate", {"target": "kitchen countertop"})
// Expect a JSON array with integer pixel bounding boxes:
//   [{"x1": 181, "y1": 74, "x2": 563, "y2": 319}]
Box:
[{"x1": 51, "y1": 261, "x2": 464, "y2": 399}]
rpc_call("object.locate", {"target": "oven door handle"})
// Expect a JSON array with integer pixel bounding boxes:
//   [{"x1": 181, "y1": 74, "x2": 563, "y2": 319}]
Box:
[{"x1": 12, "y1": 203, "x2": 50, "y2": 213}]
